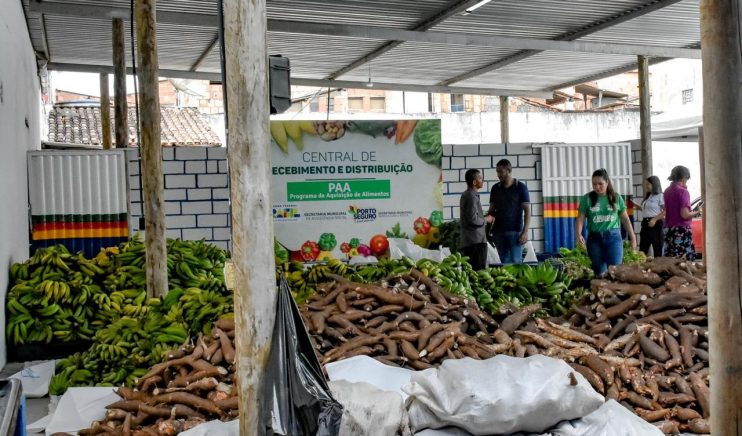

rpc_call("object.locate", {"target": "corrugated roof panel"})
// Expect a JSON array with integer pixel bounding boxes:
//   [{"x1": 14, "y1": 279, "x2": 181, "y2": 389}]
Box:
[
  {"x1": 22, "y1": 0, "x2": 704, "y2": 93},
  {"x1": 336, "y1": 42, "x2": 519, "y2": 85},
  {"x1": 430, "y1": 0, "x2": 650, "y2": 38},
  {"x1": 266, "y1": 0, "x2": 451, "y2": 27},
  {"x1": 44, "y1": 15, "x2": 214, "y2": 70},
  {"x1": 41, "y1": 0, "x2": 219, "y2": 15},
  {"x1": 579, "y1": 0, "x2": 700, "y2": 46},
  {"x1": 456, "y1": 51, "x2": 638, "y2": 90}
]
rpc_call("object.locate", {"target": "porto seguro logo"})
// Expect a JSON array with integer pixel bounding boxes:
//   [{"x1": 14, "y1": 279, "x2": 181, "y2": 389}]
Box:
[{"x1": 348, "y1": 205, "x2": 377, "y2": 223}]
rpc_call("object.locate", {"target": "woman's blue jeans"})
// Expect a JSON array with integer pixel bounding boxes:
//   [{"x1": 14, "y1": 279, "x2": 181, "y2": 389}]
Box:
[{"x1": 587, "y1": 229, "x2": 624, "y2": 276}]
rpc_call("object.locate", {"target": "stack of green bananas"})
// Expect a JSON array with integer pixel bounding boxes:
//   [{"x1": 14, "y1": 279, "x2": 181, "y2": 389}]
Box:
[
  {"x1": 431, "y1": 252, "x2": 477, "y2": 298},
  {"x1": 284, "y1": 259, "x2": 352, "y2": 304},
  {"x1": 50, "y1": 299, "x2": 213, "y2": 395},
  {"x1": 167, "y1": 238, "x2": 227, "y2": 292},
  {"x1": 6, "y1": 246, "x2": 105, "y2": 345}
]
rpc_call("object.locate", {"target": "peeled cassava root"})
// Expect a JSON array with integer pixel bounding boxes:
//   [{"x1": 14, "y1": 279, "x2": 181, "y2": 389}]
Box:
[{"x1": 76, "y1": 317, "x2": 238, "y2": 436}]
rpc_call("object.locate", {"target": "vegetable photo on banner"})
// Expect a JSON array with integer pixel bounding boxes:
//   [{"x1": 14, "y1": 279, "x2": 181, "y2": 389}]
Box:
[{"x1": 414, "y1": 120, "x2": 442, "y2": 168}]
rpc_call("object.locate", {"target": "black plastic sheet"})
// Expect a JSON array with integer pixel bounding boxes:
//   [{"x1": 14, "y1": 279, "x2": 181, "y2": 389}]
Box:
[{"x1": 261, "y1": 273, "x2": 343, "y2": 435}]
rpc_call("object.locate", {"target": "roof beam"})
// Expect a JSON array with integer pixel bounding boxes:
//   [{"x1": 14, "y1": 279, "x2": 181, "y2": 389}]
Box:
[
  {"x1": 439, "y1": 0, "x2": 687, "y2": 86},
  {"x1": 324, "y1": 0, "x2": 493, "y2": 80},
  {"x1": 45, "y1": 62, "x2": 551, "y2": 98},
  {"x1": 190, "y1": 33, "x2": 219, "y2": 71},
  {"x1": 269, "y1": 20, "x2": 701, "y2": 59},
  {"x1": 290, "y1": 78, "x2": 550, "y2": 98}
]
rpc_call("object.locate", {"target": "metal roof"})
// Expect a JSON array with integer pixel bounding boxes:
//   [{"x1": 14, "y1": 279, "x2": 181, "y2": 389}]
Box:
[{"x1": 21, "y1": 0, "x2": 702, "y2": 96}]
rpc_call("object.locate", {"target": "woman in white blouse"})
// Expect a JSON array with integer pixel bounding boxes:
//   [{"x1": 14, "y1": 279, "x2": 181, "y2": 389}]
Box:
[{"x1": 635, "y1": 176, "x2": 666, "y2": 257}]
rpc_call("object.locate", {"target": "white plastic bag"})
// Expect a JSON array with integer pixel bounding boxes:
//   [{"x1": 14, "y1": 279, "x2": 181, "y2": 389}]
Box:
[
  {"x1": 486, "y1": 242, "x2": 501, "y2": 265},
  {"x1": 404, "y1": 355, "x2": 604, "y2": 435},
  {"x1": 330, "y1": 380, "x2": 413, "y2": 436},
  {"x1": 388, "y1": 238, "x2": 451, "y2": 263},
  {"x1": 550, "y1": 400, "x2": 664, "y2": 436},
  {"x1": 325, "y1": 355, "x2": 414, "y2": 400},
  {"x1": 9, "y1": 360, "x2": 56, "y2": 398},
  {"x1": 523, "y1": 241, "x2": 538, "y2": 263}
]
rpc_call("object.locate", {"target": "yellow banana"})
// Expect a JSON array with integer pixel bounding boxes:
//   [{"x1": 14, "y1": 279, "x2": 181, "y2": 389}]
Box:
[
  {"x1": 299, "y1": 120, "x2": 317, "y2": 135},
  {"x1": 270, "y1": 121, "x2": 289, "y2": 154},
  {"x1": 283, "y1": 121, "x2": 304, "y2": 150}
]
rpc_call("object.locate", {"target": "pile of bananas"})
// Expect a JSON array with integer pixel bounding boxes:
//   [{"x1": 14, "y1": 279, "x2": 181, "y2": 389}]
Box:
[
  {"x1": 7, "y1": 246, "x2": 106, "y2": 345},
  {"x1": 284, "y1": 253, "x2": 587, "y2": 319},
  {"x1": 284, "y1": 258, "x2": 349, "y2": 304},
  {"x1": 49, "y1": 309, "x2": 193, "y2": 395},
  {"x1": 8, "y1": 235, "x2": 235, "y2": 393}
]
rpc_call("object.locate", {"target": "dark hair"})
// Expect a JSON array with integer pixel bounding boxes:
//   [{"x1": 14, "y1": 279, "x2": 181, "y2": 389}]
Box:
[
  {"x1": 464, "y1": 169, "x2": 481, "y2": 187},
  {"x1": 496, "y1": 159, "x2": 512, "y2": 171},
  {"x1": 668, "y1": 165, "x2": 691, "y2": 182},
  {"x1": 589, "y1": 168, "x2": 617, "y2": 209},
  {"x1": 644, "y1": 176, "x2": 663, "y2": 199}
]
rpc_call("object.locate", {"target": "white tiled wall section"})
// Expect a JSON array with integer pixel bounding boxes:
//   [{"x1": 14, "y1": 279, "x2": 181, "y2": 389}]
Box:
[
  {"x1": 443, "y1": 143, "x2": 545, "y2": 252},
  {"x1": 127, "y1": 148, "x2": 231, "y2": 251}
]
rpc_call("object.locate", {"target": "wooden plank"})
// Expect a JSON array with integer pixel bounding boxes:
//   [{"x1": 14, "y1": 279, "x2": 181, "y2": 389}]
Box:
[
  {"x1": 223, "y1": 0, "x2": 276, "y2": 432},
  {"x1": 500, "y1": 96, "x2": 509, "y2": 143},
  {"x1": 134, "y1": 0, "x2": 168, "y2": 298},
  {"x1": 700, "y1": 0, "x2": 742, "y2": 433},
  {"x1": 638, "y1": 55, "x2": 652, "y2": 179},
  {"x1": 112, "y1": 19, "x2": 128, "y2": 148},
  {"x1": 99, "y1": 73, "x2": 112, "y2": 149}
]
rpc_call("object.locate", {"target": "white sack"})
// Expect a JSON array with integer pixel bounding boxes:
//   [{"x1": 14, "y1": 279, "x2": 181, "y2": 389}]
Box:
[
  {"x1": 179, "y1": 419, "x2": 239, "y2": 436},
  {"x1": 389, "y1": 238, "x2": 451, "y2": 263},
  {"x1": 10, "y1": 360, "x2": 56, "y2": 398},
  {"x1": 330, "y1": 380, "x2": 412, "y2": 436},
  {"x1": 550, "y1": 400, "x2": 664, "y2": 436},
  {"x1": 325, "y1": 355, "x2": 414, "y2": 400},
  {"x1": 404, "y1": 355, "x2": 604, "y2": 435},
  {"x1": 44, "y1": 387, "x2": 119, "y2": 435}
]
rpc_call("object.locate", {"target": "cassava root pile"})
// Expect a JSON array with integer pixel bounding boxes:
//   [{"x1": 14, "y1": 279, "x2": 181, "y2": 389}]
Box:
[
  {"x1": 303, "y1": 258, "x2": 711, "y2": 435},
  {"x1": 300, "y1": 270, "x2": 506, "y2": 369},
  {"x1": 73, "y1": 317, "x2": 238, "y2": 436}
]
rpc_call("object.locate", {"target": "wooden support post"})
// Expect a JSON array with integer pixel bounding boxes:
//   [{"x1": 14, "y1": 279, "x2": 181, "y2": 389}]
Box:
[
  {"x1": 112, "y1": 19, "x2": 128, "y2": 148},
  {"x1": 698, "y1": 127, "x2": 706, "y2": 256},
  {"x1": 700, "y1": 0, "x2": 742, "y2": 432},
  {"x1": 500, "y1": 96, "x2": 509, "y2": 143},
  {"x1": 135, "y1": 0, "x2": 168, "y2": 298},
  {"x1": 638, "y1": 55, "x2": 652, "y2": 179},
  {"x1": 99, "y1": 73, "x2": 112, "y2": 149},
  {"x1": 223, "y1": 0, "x2": 276, "y2": 432}
]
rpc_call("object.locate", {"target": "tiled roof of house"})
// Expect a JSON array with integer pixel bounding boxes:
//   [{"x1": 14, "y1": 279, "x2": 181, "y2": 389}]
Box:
[{"x1": 47, "y1": 105, "x2": 222, "y2": 147}]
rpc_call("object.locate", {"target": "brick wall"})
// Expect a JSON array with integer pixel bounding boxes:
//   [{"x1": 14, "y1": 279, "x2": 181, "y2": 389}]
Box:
[
  {"x1": 127, "y1": 147, "x2": 231, "y2": 250},
  {"x1": 442, "y1": 143, "x2": 545, "y2": 252}
]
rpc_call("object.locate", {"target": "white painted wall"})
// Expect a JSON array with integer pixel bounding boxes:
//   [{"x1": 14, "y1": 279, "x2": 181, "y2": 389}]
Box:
[
  {"x1": 440, "y1": 110, "x2": 641, "y2": 144},
  {"x1": 0, "y1": 1, "x2": 42, "y2": 366}
]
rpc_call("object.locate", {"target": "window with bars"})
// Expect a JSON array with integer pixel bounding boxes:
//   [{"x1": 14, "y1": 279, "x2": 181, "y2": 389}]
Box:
[{"x1": 450, "y1": 94, "x2": 464, "y2": 112}]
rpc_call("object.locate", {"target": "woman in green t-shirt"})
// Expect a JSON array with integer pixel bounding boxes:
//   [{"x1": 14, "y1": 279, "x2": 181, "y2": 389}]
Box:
[{"x1": 575, "y1": 169, "x2": 637, "y2": 276}]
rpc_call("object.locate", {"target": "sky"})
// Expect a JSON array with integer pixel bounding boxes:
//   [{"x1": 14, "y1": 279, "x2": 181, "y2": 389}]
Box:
[{"x1": 50, "y1": 71, "x2": 139, "y2": 97}]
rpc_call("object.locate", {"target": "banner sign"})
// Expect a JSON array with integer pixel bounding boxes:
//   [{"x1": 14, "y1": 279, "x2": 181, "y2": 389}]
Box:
[{"x1": 270, "y1": 120, "x2": 443, "y2": 261}]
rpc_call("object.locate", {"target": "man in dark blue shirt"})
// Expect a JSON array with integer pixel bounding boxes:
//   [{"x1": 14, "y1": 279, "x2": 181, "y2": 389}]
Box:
[{"x1": 486, "y1": 159, "x2": 531, "y2": 264}]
